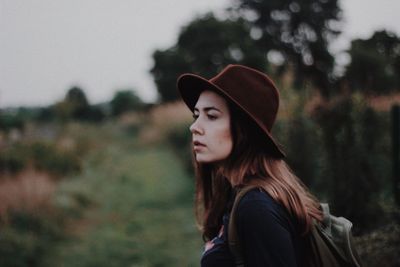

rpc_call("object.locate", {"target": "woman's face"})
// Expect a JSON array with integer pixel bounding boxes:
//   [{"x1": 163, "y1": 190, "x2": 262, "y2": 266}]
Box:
[{"x1": 190, "y1": 90, "x2": 233, "y2": 164}]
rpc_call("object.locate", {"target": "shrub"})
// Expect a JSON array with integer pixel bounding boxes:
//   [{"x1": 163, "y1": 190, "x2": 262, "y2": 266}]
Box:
[
  {"x1": 0, "y1": 211, "x2": 64, "y2": 267},
  {"x1": 283, "y1": 115, "x2": 325, "y2": 193},
  {"x1": 167, "y1": 123, "x2": 193, "y2": 175},
  {"x1": 0, "y1": 111, "x2": 24, "y2": 132},
  {"x1": 0, "y1": 141, "x2": 81, "y2": 179},
  {"x1": 110, "y1": 90, "x2": 144, "y2": 116},
  {"x1": 29, "y1": 142, "x2": 81, "y2": 178},
  {"x1": 313, "y1": 95, "x2": 390, "y2": 233},
  {"x1": 0, "y1": 144, "x2": 27, "y2": 174}
]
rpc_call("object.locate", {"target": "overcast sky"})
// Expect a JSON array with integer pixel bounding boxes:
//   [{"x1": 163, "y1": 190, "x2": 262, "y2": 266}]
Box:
[{"x1": 1, "y1": 0, "x2": 400, "y2": 108}]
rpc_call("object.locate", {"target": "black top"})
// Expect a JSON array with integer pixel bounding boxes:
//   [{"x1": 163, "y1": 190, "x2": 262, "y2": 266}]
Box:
[{"x1": 201, "y1": 188, "x2": 306, "y2": 267}]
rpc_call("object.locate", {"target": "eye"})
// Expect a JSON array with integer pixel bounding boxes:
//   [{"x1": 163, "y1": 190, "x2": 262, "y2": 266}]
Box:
[
  {"x1": 192, "y1": 113, "x2": 199, "y2": 120},
  {"x1": 207, "y1": 114, "x2": 217, "y2": 120}
]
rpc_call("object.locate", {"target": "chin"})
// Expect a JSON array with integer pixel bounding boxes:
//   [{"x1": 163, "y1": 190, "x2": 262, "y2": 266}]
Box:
[
  {"x1": 195, "y1": 157, "x2": 212, "y2": 164},
  {"x1": 195, "y1": 154, "x2": 226, "y2": 164},
  {"x1": 195, "y1": 154, "x2": 211, "y2": 163}
]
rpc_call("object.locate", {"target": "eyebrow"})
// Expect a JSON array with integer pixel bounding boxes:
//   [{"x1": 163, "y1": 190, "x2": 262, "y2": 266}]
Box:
[{"x1": 193, "y1": 106, "x2": 222, "y2": 113}]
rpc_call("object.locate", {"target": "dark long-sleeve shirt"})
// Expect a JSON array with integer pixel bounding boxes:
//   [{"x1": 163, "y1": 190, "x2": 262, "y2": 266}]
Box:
[{"x1": 201, "y1": 188, "x2": 305, "y2": 267}]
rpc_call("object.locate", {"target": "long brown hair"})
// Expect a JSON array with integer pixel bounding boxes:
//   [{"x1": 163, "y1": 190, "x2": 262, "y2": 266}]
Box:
[{"x1": 193, "y1": 98, "x2": 323, "y2": 241}]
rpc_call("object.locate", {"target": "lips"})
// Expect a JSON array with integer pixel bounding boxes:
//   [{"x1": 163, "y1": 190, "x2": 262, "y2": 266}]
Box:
[{"x1": 193, "y1": 140, "x2": 206, "y2": 147}]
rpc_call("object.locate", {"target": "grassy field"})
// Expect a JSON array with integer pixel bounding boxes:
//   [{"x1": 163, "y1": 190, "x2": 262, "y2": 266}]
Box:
[{"x1": 43, "y1": 124, "x2": 202, "y2": 267}]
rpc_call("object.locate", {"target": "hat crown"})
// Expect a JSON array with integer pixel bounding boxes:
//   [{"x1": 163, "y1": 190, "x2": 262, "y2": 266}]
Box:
[{"x1": 210, "y1": 64, "x2": 279, "y2": 131}]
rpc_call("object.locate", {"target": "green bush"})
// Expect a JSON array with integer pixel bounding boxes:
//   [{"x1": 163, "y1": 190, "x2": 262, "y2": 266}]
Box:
[
  {"x1": 110, "y1": 90, "x2": 144, "y2": 116},
  {"x1": 0, "y1": 144, "x2": 27, "y2": 174},
  {"x1": 281, "y1": 114, "x2": 325, "y2": 193},
  {"x1": 167, "y1": 122, "x2": 193, "y2": 175},
  {"x1": 276, "y1": 94, "x2": 393, "y2": 234},
  {"x1": 29, "y1": 142, "x2": 81, "y2": 178},
  {"x1": 0, "y1": 211, "x2": 64, "y2": 267},
  {"x1": 313, "y1": 96, "x2": 390, "y2": 233},
  {"x1": 0, "y1": 142, "x2": 81, "y2": 178},
  {"x1": 0, "y1": 111, "x2": 25, "y2": 132}
]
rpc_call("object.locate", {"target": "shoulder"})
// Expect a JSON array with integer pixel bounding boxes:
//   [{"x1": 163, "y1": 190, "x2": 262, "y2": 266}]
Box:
[
  {"x1": 232, "y1": 188, "x2": 303, "y2": 266},
  {"x1": 236, "y1": 188, "x2": 283, "y2": 216},
  {"x1": 235, "y1": 188, "x2": 294, "y2": 233}
]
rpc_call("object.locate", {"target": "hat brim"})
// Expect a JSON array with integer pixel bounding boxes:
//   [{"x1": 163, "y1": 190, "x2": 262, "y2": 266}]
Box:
[
  {"x1": 177, "y1": 73, "x2": 218, "y2": 112},
  {"x1": 177, "y1": 73, "x2": 285, "y2": 158}
]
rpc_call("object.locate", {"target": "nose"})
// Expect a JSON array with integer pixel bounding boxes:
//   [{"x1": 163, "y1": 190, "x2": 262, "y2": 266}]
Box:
[{"x1": 190, "y1": 118, "x2": 204, "y2": 135}]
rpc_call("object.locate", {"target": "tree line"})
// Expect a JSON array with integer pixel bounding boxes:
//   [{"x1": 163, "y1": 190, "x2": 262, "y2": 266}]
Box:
[
  {"x1": 151, "y1": 0, "x2": 400, "y2": 102},
  {"x1": 0, "y1": 87, "x2": 147, "y2": 132}
]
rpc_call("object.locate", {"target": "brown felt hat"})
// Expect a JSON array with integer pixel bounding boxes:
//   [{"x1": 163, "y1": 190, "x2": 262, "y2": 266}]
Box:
[{"x1": 177, "y1": 64, "x2": 285, "y2": 158}]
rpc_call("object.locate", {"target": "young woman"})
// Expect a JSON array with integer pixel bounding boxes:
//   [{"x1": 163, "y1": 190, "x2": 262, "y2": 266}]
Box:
[{"x1": 177, "y1": 65, "x2": 323, "y2": 266}]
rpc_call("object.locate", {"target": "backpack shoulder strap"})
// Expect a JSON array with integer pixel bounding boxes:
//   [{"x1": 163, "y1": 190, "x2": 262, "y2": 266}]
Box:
[
  {"x1": 320, "y1": 203, "x2": 332, "y2": 234},
  {"x1": 228, "y1": 185, "x2": 260, "y2": 267}
]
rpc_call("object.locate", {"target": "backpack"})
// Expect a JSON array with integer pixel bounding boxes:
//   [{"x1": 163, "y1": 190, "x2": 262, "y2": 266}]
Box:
[{"x1": 228, "y1": 185, "x2": 363, "y2": 267}]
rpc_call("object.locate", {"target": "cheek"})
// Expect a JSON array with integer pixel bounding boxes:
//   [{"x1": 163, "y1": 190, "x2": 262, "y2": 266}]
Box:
[
  {"x1": 220, "y1": 129, "x2": 232, "y2": 144},
  {"x1": 216, "y1": 124, "x2": 233, "y2": 152}
]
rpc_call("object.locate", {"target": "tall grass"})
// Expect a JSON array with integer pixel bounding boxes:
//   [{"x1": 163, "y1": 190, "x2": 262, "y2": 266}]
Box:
[
  {"x1": 0, "y1": 169, "x2": 65, "y2": 267},
  {"x1": 0, "y1": 169, "x2": 55, "y2": 221}
]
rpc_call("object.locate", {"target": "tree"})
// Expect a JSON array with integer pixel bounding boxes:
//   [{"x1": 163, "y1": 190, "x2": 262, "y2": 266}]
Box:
[
  {"x1": 65, "y1": 86, "x2": 90, "y2": 118},
  {"x1": 344, "y1": 30, "x2": 400, "y2": 93},
  {"x1": 232, "y1": 0, "x2": 342, "y2": 96},
  {"x1": 54, "y1": 86, "x2": 91, "y2": 121},
  {"x1": 110, "y1": 90, "x2": 144, "y2": 116},
  {"x1": 151, "y1": 13, "x2": 267, "y2": 103},
  {"x1": 151, "y1": 48, "x2": 189, "y2": 103}
]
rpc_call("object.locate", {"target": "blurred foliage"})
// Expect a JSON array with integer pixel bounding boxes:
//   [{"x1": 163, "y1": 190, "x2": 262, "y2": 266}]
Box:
[
  {"x1": 0, "y1": 88, "x2": 106, "y2": 133},
  {"x1": 354, "y1": 222, "x2": 400, "y2": 266},
  {"x1": 230, "y1": 0, "x2": 341, "y2": 95},
  {"x1": 283, "y1": 111, "x2": 324, "y2": 192},
  {"x1": 167, "y1": 122, "x2": 193, "y2": 175},
  {"x1": 53, "y1": 86, "x2": 106, "y2": 122},
  {"x1": 110, "y1": 90, "x2": 144, "y2": 116},
  {"x1": 29, "y1": 142, "x2": 82, "y2": 178},
  {"x1": 150, "y1": 1, "x2": 399, "y2": 101},
  {"x1": 0, "y1": 123, "x2": 110, "y2": 267},
  {"x1": 344, "y1": 30, "x2": 400, "y2": 93},
  {"x1": 393, "y1": 105, "x2": 400, "y2": 207},
  {"x1": 312, "y1": 95, "x2": 390, "y2": 234},
  {"x1": 136, "y1": 101, "x2": 192, "y2": 145},
  {"x1": 0, "y1": 107, "x2": 53, "y2": 131},
  {"x1": 151, "y1": 13, "x2": 267, "y2": 102},
  {"x1": 0, "y1": 107, "x2": 47, "y2": 132},
  {"x1": 0, "y1": 110, "x2": 25, "y2": 132},
  {"x1": 0, "y1": 210, "x2": 65, "y2": 267},
  {"x1": 0, "y1": 141, "x2": 81, "y2": 179},
  {"x1": 54, "y1": 87, "x2": 90, "y2": 121},
  {"x1": 0, "y1": 144, "x2": 27, "y2": 174}
]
